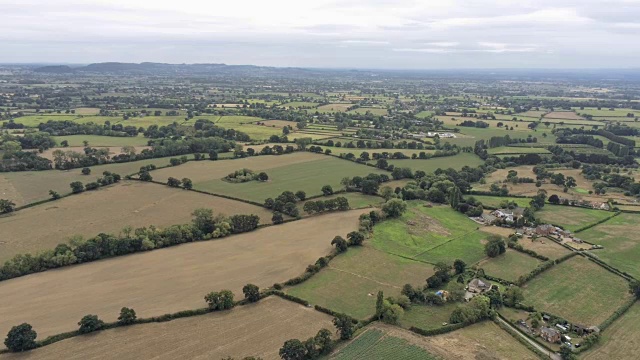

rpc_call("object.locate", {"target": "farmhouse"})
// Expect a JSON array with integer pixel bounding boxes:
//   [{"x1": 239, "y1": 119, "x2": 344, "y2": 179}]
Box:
[
  {"x1": 540, "y1": 327, "x2": 561, "y2": 343},
  {"x1": 467, "y1": 278, "x2": 491, "y2": 293},
  {"x1": 535, "y1": 224, "x2": 555, "y2": 236}
]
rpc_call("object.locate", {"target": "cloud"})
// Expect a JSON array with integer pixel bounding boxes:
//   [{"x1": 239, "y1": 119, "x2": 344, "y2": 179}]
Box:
[{"x1": 0, "y1": 0, "x2": 639, "y2": 68}]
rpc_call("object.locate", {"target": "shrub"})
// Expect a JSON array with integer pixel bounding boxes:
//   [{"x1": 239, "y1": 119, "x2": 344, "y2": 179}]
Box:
[
  {"x1": 81, "y1": 167, "x2": 91, "y2": 175},
  {"x1": 117, "y1": 307, "x2": 137, "y2": 325},
  {"x1": 204, "y1": 290, "x2": 235, "y2": 311},
  {"x1": 242, "y1": 284, "x2": 260, "y2": 302}
]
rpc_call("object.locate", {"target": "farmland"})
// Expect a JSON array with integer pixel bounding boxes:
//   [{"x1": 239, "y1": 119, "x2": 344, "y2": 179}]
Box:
[
  {"x1": 0, "y1": 296, "x2": 333, "y2": 360},
  {"x1": 287, "y1": 245, "x2": 434, "y2": 320},
  {"x1": 477, "y1": 249, "x2": 542, "y2": 282},
  {"x1": 582, "y1": 302, "x2": 640, "y2": 360},
  {"x1": 535, "y1": 205, "x2": 613, "y2": 232},
  {"x1": 383, "y1": 153, "x2": 485, "y2": 174},
  {"x1": 51, "y1": 135, "x2": 150, "y2": 147},
  {"x1": 0, "y1": 209, "x2": 367, "y2": 338},
  {"x1": 580, "y1": 213, "x2": 640, "y2": 278},
  {"x1": 0, "y1": 155, "x2": 198, "y2": 206},
  {"x1": 0, "y1": 181, "x2": 273, "y2": 262},
  {"x1": 331, "y1": 327, "x2": 438, "y2": 360},
  {"x1": 149, "y1": 152, "x2": 386, "y2": 203},
  {"x1": 521, "y1": 256, "x2": 632, "y2": 326}
]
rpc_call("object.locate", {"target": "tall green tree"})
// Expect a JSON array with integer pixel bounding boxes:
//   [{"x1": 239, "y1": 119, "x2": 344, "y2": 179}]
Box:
[
  {"x1": 4, "y1": 323, "x2": 37, "y2": 352},
  {"x1": 375, "y1": 291, "x2": 384, "y2": 319}
]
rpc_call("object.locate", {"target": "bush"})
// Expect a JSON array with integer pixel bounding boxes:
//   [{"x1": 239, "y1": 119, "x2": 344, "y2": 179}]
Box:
[
  {"x1": 204, "y1": 290, "x2": 235, "y2": 311},
  {"x1": 81, "y1": 167, "x2": 91, "y2": 175},
  {"x1": 117, "y1": 307, "x2": 137, "y2": 325},
  {"x1": 242, "y1": 284, "x2": 260, "y2": 303}
]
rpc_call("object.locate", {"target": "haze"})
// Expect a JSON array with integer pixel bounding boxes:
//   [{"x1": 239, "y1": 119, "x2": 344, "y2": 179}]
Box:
[{"x1": 2, "y1": 0, "x2": 640, "y2": 68}]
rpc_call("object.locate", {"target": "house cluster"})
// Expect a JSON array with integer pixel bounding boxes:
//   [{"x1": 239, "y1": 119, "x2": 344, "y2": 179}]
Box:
[
  {"x1": 558, "y1": 197, "x2": 610, "y2": 210},
  {"x1": 522, "y1": 225, "x2": 584, "y2": 244},
  {"x1": 474, "y1": 207, "x2": 525, "y2": 225},
  {"x1": 405, "y1": 131, "x2": 456, "y2": 139},
  {"x1": 464, "y1": 278, "x2": 493, "y2": 301},
  {"x1": 538, "y1": 318, "x2": 599, "y2": 345}
]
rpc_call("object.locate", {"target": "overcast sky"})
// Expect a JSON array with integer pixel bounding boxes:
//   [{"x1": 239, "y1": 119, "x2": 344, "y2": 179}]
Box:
[{"x1": 2, "y1": 0, "x2": 640, "y2": 69}]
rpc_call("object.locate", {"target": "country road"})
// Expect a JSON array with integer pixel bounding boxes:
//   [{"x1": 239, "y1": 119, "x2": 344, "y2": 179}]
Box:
[{"x1": 497, "y1": 317, "x2": 561, "y2": 360}]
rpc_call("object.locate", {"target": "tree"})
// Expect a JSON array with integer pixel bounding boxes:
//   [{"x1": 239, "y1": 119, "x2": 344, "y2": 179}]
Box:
[
  {"x1": 78, "y1": 314, "x2": 104, "y2": 334},
  {"x1": 548, "y1": 194, "x2": 560, "y2": 204},
  {"x1": 321, "y1": 185, "x2": 333, "y2": 196},
  {"x1": 167, "y1": 177, "x2": 181, "y2": 187},
  {"x1": 381, "y1": 301, "x2": 403, "y2": 324},
  {"x1": 0, "y1": 199, "x2": 16, "y2": 214},
  {"x1": 449, "y1": 186, "x2": 462, "y2": 209},
  {"x1": 503, "y1": 286, "x2": 524, "y2": 307},
  {"x1": 630, "y1": 280, "x2": 640, "y2": 298},
  {"x1": 69, "y1": 181, "x2": 84, "y2": 193},
  {"x1": 347, "y1": 231, "x2": 365, "y2": 246},
  {"x1": 49, "y1": 190, "x2": 61, "y2": 200},
  {"x1": 192, "y1": 208, "x2": 215, "y2": 234},
  {"x1": 4, "y1": 323, "x2": 37, "y2": 352},
  {"x1": 314, "y1": 328, "x2": 333, "y2": 355},
  {"x1": 81, "y1": 167, "x2": 91, "y2": 175},
  {"x1": 295, "y1": 191, "x2": 306, "y2": 201},
  {"x1": 453, "y1": 259, "x2": 466, "y2": 274},
  {"x1": 559, "y1": 344, "x2": 576, "y2": 360},
  {"x1": 376, "y1": 291, "x2": 384, "y2": 319},
  {"x1": 272, "y1": 211, "x2": 284, "y2": 224},
  {"x1": 332, "y1": 315, "x2": 354, "y2": 340},
  {"x1": 331, "y1": 236, "x2": 348, "y2": 253},
  {"x1": 485, "y1": 235, "x2": 506, "y2": 257},
  {"x1": 381, "y1": 199, "x2": 407, "y2": 218},
  {"x1": 279, "y1": 339, "x2": 306, "y2": 360},
  {"x1": 361, "y1": 180, "x2": 380, "y2": 195},
  {"x1": 204, "y1": 290, "x2": 235, "y2": 310},
  {"x1": 117, "y1": 307, "x2": 137, "y2": 325},
  {"x1": 208, "y1": 150, "x2": 218, "y2": 160},
  {"x1": 243, "y1": 284, "x2": 260, "y2": 302},
  {"x1": 139, "y1": 171, "x2": 152, "y2": 181},
  {"x1": 380, "y1": 186, "x2": 395, "y2": 200},
  {"x1": 181, "y1": 178, "x2": 193, "y2": 189},
  {"x1": 257, "y1": 172, "x2": 269, "y2": 181}
]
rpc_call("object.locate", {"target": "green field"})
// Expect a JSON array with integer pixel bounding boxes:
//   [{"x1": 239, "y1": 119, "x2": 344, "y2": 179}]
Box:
[
  {"x1": 580, "y1": 213, "x2": 640, "y2": 278},
  {"x1": 477, "y1": 249, "x2": 542, "y2": 282},
  {"x1": 575, "y1": 107, "x2": 638, "y2": 118},
  {"x1": 382, "y1": 153, "x2": 484, "y2": 173},
  {"x1": 522, "y1": 256, "x2": 632, "y2": 326},
  {"x1": 0, "y1": 154, "x2": 197, "y2": 206},
  {"x1": 299, "y1": 193, "x2": 382, "y2": 213},
  {"x1": 287, "y1": 245, "x2": 433, "y2": 320},
  {"x1": 536, "y1": 205, "x2": 613, "y2": 232},
  {"x1": 467, "y1": 195, "x2": 532, "y2": 208},
  {"x1": 371, "y1": 203, "x2": 483, "y2": 263},
  {"x1": 52, "y1": 135, "x2": 150, "y2": 147},
  {"x1": 149, "y1": 153, "x2": 387, "y2": 203},
  {"x1": 398, "y1": 303, "x2": 458, "y2": 330},
  {"x1": 487, "y1": 146, "x2": 550, "y2": 155},
  {"x1": 331, "y1": 328, "x2": 438, "y2": 360},
  {"x1": 583, "y1": 302, "x2": 640, "y2": 360},
  {"x1": 321, "y1": 146, "x2": 433, "y2": 158}
]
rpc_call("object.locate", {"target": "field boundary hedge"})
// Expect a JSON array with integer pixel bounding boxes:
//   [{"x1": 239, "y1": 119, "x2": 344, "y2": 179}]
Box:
[
  {"x1": 508, "y1": 241, "x2": 549, "y2": 261},
  {"x1": 408, "y1": 322, "x2": 468, "y2": 336},
  {"x1": 574, "y1": 211, "x2": 620, "y2": 233},
  {"x1": 582, "y1": 252, "x2": 636, "y2": 281}
]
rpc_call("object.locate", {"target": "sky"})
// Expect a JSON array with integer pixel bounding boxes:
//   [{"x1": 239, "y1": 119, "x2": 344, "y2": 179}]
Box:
[{"x1": 1, "y1": 0, "x2": 640, "y2": 69}]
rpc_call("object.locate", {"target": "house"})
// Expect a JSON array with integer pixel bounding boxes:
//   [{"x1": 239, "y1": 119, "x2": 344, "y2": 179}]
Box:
[
  {"x1": 535, "y1": 224, "x2": 555, "y2": 236},
  {"x1": 573, "y1": 324, "x2": 587, "y2": 335},
  {"x1": 467, "y1": 278, "x2": 491, "y2": 293},
  {"x1": 481, "y1": 213, "x2": 498, "y2": 225},
  {"x1": 540, "y1": 327, "x2": 561, "y2": 343}
]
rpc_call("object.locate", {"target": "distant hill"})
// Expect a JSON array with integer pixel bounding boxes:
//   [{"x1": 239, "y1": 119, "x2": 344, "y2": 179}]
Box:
[{"x1": 33, "y1": 65, "x2": 76, "y2": 74}]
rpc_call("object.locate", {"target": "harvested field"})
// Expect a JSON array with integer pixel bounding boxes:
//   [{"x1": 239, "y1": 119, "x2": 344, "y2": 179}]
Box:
[
  {"x1": 383, "y1": 153, "x2": 484, "y2": 173},
  {"x1": 0, "y1": 297, "x2": 333, "y2": 360},
  {"x1": 149, "y1": 152, "x2": 386, "y2": 202},
  {"x1": 51, "y1": 135, "x2": 150, "y2": 147},
  {"x1": 582, "y1": 302, "x2": 640, "y2": 360},
  {"x1": 518, "y1": 238, "x2": 572, "y2": 260},
  {"x1": 332, "y1": 322, "x2": 538, "y2": 360},
  {"x1": 0, "y1": 181, "x2": 273, "y2": 262},
  {"x1": 0, "y1": 209, "x2": 367, "y2": 338},
  {"x1": 522, "y1": 256, "x2": 632, "y2": 326},
  {"x1": 0, "y1": 155, "x2": 197, "y2": 206},
  {"x1": 317, "y1": 104, "x2": 352, "y2": 112}
]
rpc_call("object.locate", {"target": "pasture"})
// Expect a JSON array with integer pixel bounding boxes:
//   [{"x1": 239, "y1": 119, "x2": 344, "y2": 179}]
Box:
[
  {"x1": 468, "y1": 195, "x2": 531, "y2": 208},
  {"x1": 149, "y1": 152, "x2": 386, "y2": 203},
  {"x1": 521, "y1": 256, "x2": 632, "y2": 326},
  {"x1": 536, "y1": 205, "x2": 613, "y2": 232},
  {"x1": 0, "y1": 155, "x2": 197, "y2": 206},
  {"x1": 582, "y1": 302, "x2": 640, "y2": 360},
  {"x1": 0, "y1": 181, "x2": 273, "y2": 262},
  {"x1": 476, "y1": 249, "x2": 542, "y2": 282},
  {"x1": 40, "y1": 146, "x2": 151, "y2": 160},
  {"x1": 371, "y1": 203, "x2": 481, "y2": 260},
  {"x1": 299, "y1": 193, "x2": 382, "y2": 213},
  {"x1": 287, "y1": 245, "x2": 434, "y2": 320},
  {"x1": 383, "y1": 153, "x2": 484, "y2": 173},
  {"x1": 52, "y1": 135, "x2": 150, "y2": 147},
  {"x1": 580, "y1": 213, "x2": 640, "y2": 278},
  {"x1": 316, "y1": 104, "x2": 353, "y2": 113},
  {"x1": 320, "y1": 146, "x2": 433, "y2": 158},
  {"x1": 518, "y1": 238, "x2": 572, "y2": 260},
  {"x1": 487, "y1": 146, "x2": 550, "y2": 155},
  {"x1": 398, "y1": 303, "x2": 458, "y2": 330},
  {"x1": 0, "y1": 297, "x2": 333, "y2": 360},
  {"x1": 0, "y1": 209, "x2": 367, "y2": 338}
]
